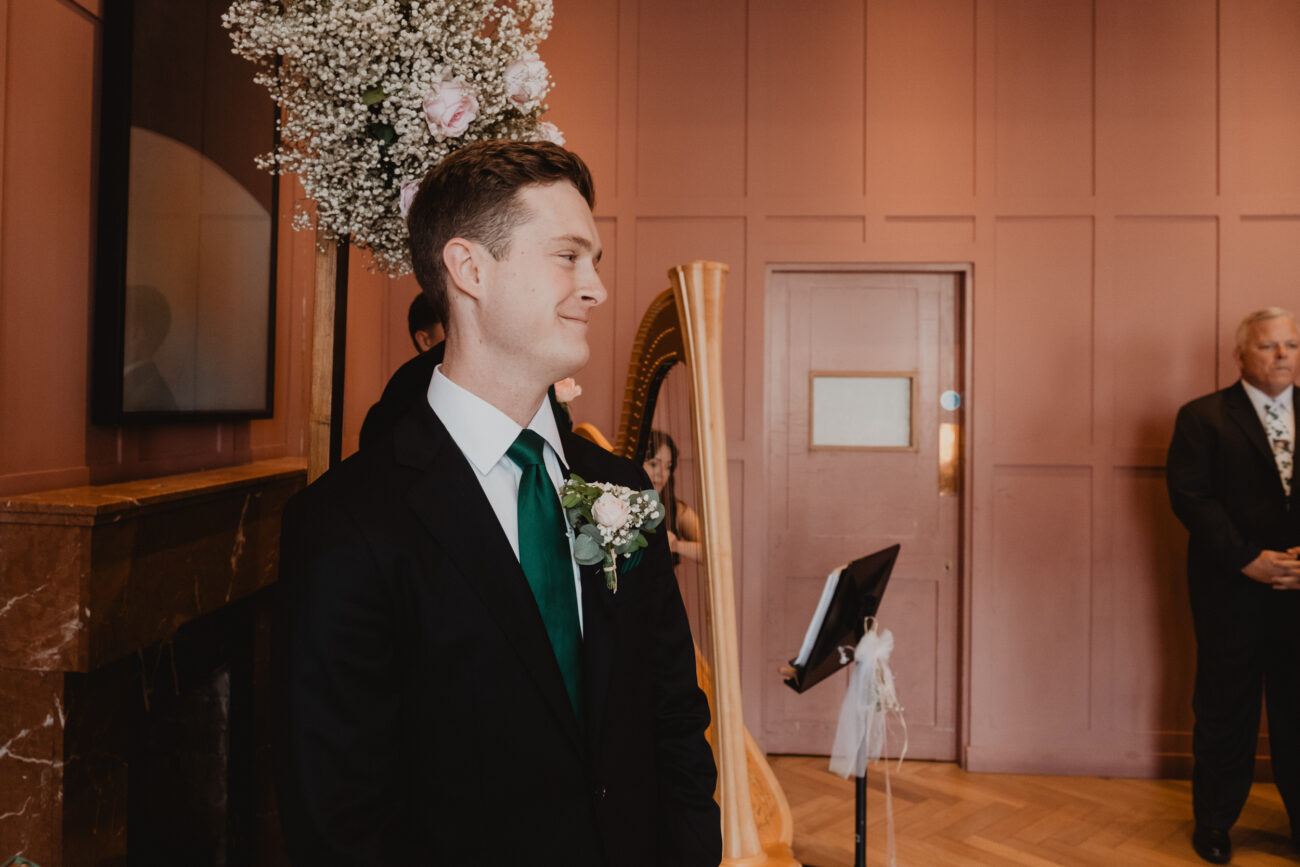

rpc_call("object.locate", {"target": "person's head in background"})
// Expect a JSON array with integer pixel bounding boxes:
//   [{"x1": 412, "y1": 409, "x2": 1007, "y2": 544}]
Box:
[
  {"x1": 408, "y1": 292, "x2": 445, "y2": 353},
  {"x1": 642, "y1": 429, "x2": 680, "y2": 531},
  {"x1": 1234, "y1": 307, "x2": 1299, "y2": 398}
]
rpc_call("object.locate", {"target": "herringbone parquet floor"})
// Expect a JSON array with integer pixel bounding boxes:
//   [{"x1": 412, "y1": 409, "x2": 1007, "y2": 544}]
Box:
[{"x1": 769, "y1": 755, "x2": 1297, "y2": 866}]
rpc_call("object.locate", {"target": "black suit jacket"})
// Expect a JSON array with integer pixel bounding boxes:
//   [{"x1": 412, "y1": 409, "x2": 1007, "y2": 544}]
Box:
[
  {"x1": 276, "y1": 396, "x2": 720, "y2": 865},
  {"x1": 1167, "y1": 381, "x2": 1300, "y2": 588}
]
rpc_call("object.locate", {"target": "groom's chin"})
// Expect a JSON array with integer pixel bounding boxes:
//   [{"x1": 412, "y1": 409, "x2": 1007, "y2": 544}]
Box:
[{"x1": 556, "y1": 345, "x2": 591, "y2": 382}]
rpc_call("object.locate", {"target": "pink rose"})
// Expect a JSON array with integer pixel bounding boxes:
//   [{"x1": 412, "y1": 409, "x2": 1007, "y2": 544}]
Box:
[
  {"x1": 399, "y1": 178, "x2": 420, "y2": 219},
  {"x1": 553, "y1": 377, "x2": 582, "y2": 403},
  {"x1": 535, "y1": 121, "x2": 565, "y2": 147},
  {"x1": 503, "y1": 53, "x2": 550, "y2": 109},
  {"x1": 592, "y1": 493, "x2": 631, "y2": 530},
  {"x1": 423, "y1": 79, "x2": 478, "y2": 140}
]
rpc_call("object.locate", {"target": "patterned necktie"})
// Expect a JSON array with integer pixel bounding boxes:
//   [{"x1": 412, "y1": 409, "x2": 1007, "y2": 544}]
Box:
[
  {"x1": 1263, "y1": 401, "x2": 1293, "y2": 497},
  {"x1": 506, "y1": 429, "x2": 584, "y2": 719}
]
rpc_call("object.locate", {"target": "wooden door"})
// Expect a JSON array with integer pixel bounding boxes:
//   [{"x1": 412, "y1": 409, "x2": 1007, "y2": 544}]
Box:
[{"x1": 763, "y1": 268, "x2": 964, "y2": 760}]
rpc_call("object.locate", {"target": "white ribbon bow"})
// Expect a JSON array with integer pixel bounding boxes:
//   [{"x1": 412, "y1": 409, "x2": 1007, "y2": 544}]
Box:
[{"x1": 829, "y1": 620, "x2": 908, "y2": 866}]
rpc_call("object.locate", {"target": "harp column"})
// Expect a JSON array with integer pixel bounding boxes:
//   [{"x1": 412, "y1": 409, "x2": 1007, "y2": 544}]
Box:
[{"x1": 670, "y1": 261, "x2": 769, "y2": 866}]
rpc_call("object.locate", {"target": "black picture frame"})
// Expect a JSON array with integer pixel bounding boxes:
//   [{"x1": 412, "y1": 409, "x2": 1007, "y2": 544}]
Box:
[{"x1": 93, "y1": 0, "x2": 279, "y2": 424}]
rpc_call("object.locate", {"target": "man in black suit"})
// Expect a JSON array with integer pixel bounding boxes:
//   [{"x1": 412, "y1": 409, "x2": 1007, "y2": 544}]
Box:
[
  {"x1": 356, "y1": 294, "x2": 444, "y2": 446},
  {"x1": 1167, "y1": 307, "x2": 1300, "y2": 864},
  {"x1": 275, "y1": 141, "x2": 721, "y2": 865}
]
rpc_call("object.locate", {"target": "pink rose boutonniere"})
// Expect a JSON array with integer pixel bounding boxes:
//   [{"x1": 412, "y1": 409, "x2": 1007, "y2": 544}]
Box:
[
  {"x1": 560, "y1": 476, "x2": 664, "y2": 592},
  {"x1": 423, "y1": 79, "x2": 478, "y2": 140}
]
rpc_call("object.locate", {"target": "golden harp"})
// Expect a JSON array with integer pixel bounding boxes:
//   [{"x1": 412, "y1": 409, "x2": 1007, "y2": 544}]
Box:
[{"x1": 574, "y1": 261, "x2": 798, "y2": 867}]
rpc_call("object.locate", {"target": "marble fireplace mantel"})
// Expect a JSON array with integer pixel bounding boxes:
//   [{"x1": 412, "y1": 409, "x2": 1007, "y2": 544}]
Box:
[{"x1": 0, "y1": 458, "x2": 306, "y2": 865}]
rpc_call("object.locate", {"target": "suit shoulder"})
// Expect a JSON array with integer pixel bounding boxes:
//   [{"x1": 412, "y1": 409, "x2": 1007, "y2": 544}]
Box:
[
  {"x1": 358, "y1": 346, "x2": 442, "y2": 451},
  {"x1": 565, "y1": 434, "x2": 649, "y2": 488},
  {"x1": 285, "y1": 446, "x2": 400, "y2": 527},
  {"x1": 1176, "y1": 385, "x2": 1237, "y2": 419}
]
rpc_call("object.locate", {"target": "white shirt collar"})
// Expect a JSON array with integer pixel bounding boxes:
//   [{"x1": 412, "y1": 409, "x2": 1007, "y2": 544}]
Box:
[
  {"x1": 1241, "y1": 378, "x2": 1294, "y2": 413},
  {"x1": 427, "y1": 365, "x2": 568, "y2": 475}
]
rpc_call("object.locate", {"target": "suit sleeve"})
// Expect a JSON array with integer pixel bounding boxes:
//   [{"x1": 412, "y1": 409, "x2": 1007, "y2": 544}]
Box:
[
  {"x1": 1166, "y1": 401, "x2": 1261, "y2": 573},
  {"x1": 639, "y1": 470, "x2": 723, "y2": 866},
  {"x1": 274, "y1": 491, "x2": 415, "y2": 865}
]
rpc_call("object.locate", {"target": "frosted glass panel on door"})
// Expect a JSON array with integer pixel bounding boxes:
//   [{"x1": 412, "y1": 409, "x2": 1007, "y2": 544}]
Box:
[{"x1": 810, "y1": 375, "x2": 912, "y2": 448}]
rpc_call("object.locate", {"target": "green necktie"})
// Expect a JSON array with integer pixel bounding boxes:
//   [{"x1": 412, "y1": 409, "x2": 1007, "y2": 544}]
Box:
[{"x1": 506, "y1": 429, "x2": 584, "y2": 719}]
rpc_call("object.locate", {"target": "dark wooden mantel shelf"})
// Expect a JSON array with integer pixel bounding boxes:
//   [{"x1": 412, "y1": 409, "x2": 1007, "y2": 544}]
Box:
[{"x1": 1, "y1": 457, "x2": 307, "y2": 526}]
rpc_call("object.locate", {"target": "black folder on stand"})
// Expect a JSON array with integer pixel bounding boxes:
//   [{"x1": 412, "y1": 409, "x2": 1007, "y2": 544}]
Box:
[{"x1": 782, "y1": 544, "x2": 901, "y2": 694}]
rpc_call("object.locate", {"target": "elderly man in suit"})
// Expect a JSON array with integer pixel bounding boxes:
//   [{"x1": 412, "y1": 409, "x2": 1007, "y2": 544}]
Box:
[
  {"x1": 1167, "y1": 307, "x2": 1300, "y2": 864},
  {"x1": 274, "y1": 141, "x2": 721, "y2": 866}
]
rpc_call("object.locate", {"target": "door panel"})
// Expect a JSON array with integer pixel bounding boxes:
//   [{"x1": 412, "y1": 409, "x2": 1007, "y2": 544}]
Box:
[{"x1": 764, "y1": 269, "x2": 963, "y2": 760}]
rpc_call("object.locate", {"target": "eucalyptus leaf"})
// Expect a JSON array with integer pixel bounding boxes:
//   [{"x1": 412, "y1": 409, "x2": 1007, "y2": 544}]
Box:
[
  {"x1": 366, "y1": 122, "x2": 396, "y2": 144},
  {"x1": 642, "y1": 491, "x2": 665, "y2": 530},
  {"x1": 573, "y1": 534, "x2": 604, "y2": 565},
  {"x1": 361, "y1": 86, "x2": 387, "y2": 105},
  {"x1": 578, "y1": 523, "x2": 603, "y2": 541}
]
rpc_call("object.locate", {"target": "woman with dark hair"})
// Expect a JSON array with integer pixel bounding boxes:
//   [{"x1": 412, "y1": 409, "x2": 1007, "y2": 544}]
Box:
[{"x1": 642, "y1": 430, "x2": 702, "y2": 563}]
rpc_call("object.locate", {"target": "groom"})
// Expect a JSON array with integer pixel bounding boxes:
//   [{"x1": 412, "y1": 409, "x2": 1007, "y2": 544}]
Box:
[{"x1": 274, "y1": 141, "x2": 721, "y2": 865}]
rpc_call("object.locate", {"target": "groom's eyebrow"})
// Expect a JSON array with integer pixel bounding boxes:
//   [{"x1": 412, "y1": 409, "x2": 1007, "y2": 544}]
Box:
[{"x1": 555, "y1": 233, "x2": 603, "y2": 264}]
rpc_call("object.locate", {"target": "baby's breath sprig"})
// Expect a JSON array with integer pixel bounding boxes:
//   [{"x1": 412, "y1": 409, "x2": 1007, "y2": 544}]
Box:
[{"x1": 222, "y1": 0, "x2": 560, "y2": 276}]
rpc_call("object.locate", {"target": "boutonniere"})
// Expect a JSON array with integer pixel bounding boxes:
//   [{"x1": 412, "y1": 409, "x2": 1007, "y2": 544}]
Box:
[{"x1": 560, "y1": 475, "x2": 664, "y2": 593}]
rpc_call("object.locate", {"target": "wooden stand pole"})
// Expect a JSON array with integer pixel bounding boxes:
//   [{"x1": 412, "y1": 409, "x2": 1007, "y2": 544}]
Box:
[
  {"x1": 855, "y1": 775, "x2": 867, "y2": 867},
  {"x1": 307, "y1": 234, "x2": 350, "y2": 483}
]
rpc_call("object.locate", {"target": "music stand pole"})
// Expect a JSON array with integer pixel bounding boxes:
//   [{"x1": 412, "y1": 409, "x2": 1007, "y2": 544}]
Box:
[{"x1": 854, "y1": 774, "x2": 867, "y2": 867}]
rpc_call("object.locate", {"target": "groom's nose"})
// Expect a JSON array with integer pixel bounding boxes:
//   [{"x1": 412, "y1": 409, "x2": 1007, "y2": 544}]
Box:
[{"x1": 580, "y1": 268, "x2": 607, "y2": 308}]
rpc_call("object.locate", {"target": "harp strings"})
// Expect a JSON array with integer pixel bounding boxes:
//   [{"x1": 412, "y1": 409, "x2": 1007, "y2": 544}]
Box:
[{"x1": 650, "y1": 365, "x2": 711, "y2": 663}]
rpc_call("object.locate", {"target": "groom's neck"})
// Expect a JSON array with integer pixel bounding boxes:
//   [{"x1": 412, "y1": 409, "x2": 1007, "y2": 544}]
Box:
[{"x1": 440, "y1": 337, "x2": 550, "y2": 428}]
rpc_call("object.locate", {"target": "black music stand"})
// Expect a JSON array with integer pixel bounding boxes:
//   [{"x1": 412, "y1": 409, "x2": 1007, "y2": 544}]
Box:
[{"x1": 781, "y1": 544, "x2": 900, "y2": 867}]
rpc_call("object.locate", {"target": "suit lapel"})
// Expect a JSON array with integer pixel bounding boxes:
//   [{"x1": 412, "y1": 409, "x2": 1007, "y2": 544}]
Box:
[
  {"x1": 1225, "y1": 381, "x2": 1277, "y2": 468},
  {"x1": 563, "y1": 432, "x2": 619, "y2": 744},
  {"x1": 396, "y1": 403, "x2": 584, "y2": 752},
  {"x1": 1291, "y1": 386, "x2": 1299, "y2": 507},
  {"x1": 579, "y1": 562, "x2": 617, "y2": 743}
]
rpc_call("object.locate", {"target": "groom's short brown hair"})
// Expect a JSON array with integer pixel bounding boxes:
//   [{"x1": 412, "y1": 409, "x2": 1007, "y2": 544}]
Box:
[{"x1": 406, "y1": 140, "x2": 595, "y2": 327}]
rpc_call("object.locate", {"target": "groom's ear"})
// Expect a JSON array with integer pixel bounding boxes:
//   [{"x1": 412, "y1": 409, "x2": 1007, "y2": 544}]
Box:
[{"x1": 442, "y1": 237, "x2": 485, "y2": 301}]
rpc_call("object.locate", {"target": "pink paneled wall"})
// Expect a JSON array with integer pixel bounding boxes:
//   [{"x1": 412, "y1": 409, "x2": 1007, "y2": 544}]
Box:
[
  {"x1": 3, "y1": 0, "x2": 1299, "y2": 777},
  {"x1": 534, "y1": 0, "x2": 1300, "y2": 776}
]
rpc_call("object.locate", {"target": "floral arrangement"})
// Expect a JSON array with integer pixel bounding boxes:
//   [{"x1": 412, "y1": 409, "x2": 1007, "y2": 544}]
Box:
[
  {"x1": 222, "y1": 0, "x2": 562, "y2": 276},
  {"x1": 560, "y1": 476, "x2": 664, "y2": 593}
]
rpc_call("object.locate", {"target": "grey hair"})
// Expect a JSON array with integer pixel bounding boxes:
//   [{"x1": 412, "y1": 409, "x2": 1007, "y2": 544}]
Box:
[{"x1": 1235, "y1": 307, "x2": 1297, "y2": 349}]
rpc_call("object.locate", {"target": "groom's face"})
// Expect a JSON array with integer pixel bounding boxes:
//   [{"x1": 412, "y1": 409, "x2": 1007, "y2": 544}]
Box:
[{"x1": 479, "y1": 180, "x2": 607, "y2": 385}]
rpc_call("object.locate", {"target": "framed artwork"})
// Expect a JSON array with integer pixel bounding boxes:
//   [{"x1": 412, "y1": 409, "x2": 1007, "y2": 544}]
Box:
[{"x1": 93, "y1": 0, "x2": 278, "y2": 422}]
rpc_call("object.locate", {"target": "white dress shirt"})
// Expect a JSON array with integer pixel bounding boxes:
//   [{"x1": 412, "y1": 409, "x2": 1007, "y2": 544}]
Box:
[
  {"x1": 1241, "y1": 378, "x2": 1295, "y2": 446},
  {"x1": 427, "y1": 365, "x2": 583, "y2": 632}
]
